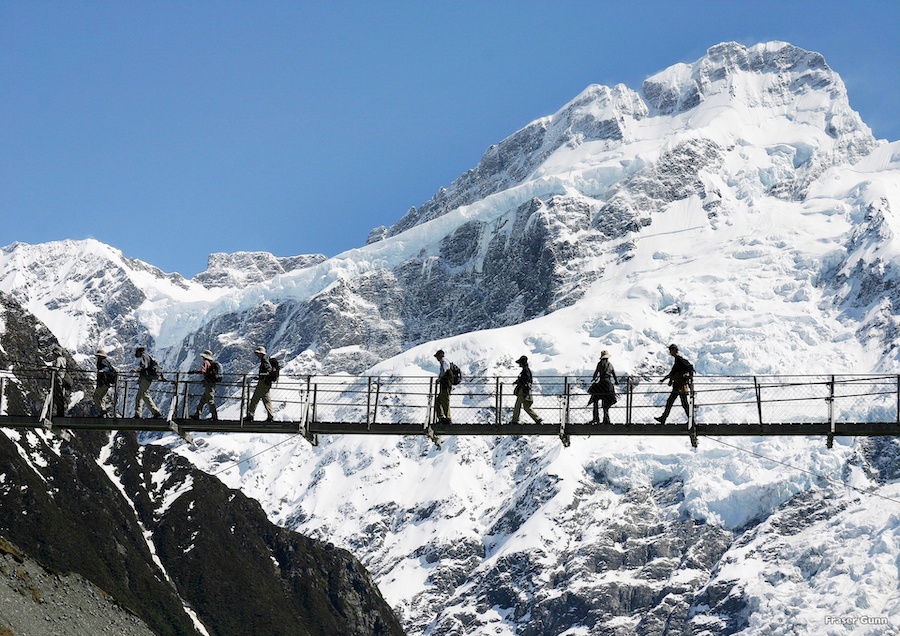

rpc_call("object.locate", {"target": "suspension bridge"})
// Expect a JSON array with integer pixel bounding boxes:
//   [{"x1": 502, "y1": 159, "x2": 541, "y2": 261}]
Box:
[{"x1": 2, "y1": 370, "x2": 899, "y2": 448}]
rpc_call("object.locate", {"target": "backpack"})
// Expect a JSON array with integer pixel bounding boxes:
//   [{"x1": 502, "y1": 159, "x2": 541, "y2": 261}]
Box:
[
  {"x1": 61, "y1": 370, "x2": 74, "y2": 390},
  {"x1": 146, "y1": 356, "x2": 160, "y2": 380},
  {"x1": 101, "y1": 364, "x2": 118, "y2": 387},
  {"x1": 449, "y1": 362, "x2": 462, "y2": 386},
  {"x1": 205, "y1": 360, "x2": 223, "y2": 384},
  {"x1": 267, "y1": 357, "x2": 280, "y2": 382}
]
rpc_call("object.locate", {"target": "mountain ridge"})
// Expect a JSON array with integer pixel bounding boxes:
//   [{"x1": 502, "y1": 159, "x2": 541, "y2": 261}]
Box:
[{"x1": 2, "y1": 40, "x2": 900, "y2": 634}]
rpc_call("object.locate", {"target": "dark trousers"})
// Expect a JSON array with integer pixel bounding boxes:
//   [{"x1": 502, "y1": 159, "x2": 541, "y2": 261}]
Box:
[{"x1": 660, "y1": 389, "x2": 690, "y2": 421}]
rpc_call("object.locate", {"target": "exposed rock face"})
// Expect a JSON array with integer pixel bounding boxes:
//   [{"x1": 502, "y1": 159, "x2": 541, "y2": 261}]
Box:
[
  {"x1": 1, "y1": 41, "x2": 899, "y2": 636},
  {"x1": 0, "y1": 536, "x2": 156, "y2": 636},
  {"x1": 388, "y1": 83, "x2": 647, "y2": 236},
  {"x1": 0, "y1": 293, "x2": 405, "y2": 636},
  {"x1": 194, "y1": 251, "x2": 327, "y2": 288},
  {"x1": 0, "y1": 43, "x2": 882, "y2": 378}
]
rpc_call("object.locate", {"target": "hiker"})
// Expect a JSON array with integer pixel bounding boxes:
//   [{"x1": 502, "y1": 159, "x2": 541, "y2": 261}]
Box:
[
  {"x1": 133, "y1": 346, "x2": 163, "y2": 419},
  {"x1": 510, "y1": 355, "x2": 542, "y2": 424},
  {"x1": 190, "y1": 349, "x2": 219, "y2": 421},
  {"x1": 434, "y1": 349, "x2": 452, "y2": 423},
  {"x1": 93, "y1": 348, "x2": 117, "y2": 417},
  {"x1": 246, "y1": 346, "x2": 274, "y2": 422},
  {"x1": 589, "y1": 350, "x2": 618, "y2": 424},
  {"x1": 50, "y1": 345, "x2": 69, "y2": 417},
  {"x1": 655, "y1": 344, "x2": 694, "y2": 423}
]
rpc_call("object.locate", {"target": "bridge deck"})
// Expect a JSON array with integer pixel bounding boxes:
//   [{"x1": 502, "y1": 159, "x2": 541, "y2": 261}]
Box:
[{"x1": 4, "y1": 415, "x2": 898, "y2": 439}]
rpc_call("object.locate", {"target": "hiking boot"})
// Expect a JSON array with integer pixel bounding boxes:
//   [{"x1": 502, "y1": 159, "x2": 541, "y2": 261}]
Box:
[
  {"x1": 654, "y1": 416, "x2": 666, "y2": 423},
  {"x1": 190, "y1": 413, "x2": 200, "y2": 420}
]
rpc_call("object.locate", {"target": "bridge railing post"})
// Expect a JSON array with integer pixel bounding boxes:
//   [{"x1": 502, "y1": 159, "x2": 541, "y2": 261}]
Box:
[
  {"x1": 827, "y1": 375, "x2": 835, "y2": 448},
  {"x1": 625, "y1": 376, "x2": 632, "y2": 426},
  {"x1": 494, "y1": 377, "x2": 501, "y2": 426},
  {"x1": 688, "y1": 377, "x2": 697, "y2": 447},
  {"x1": 311, "y1": 382, "x2": 318, "y2": 424},
  {"x1": 754, "y1": 376, "x2": 763, "y2": 426},
  {"x1": 896, "y1": 375, "x2": 899, "y2": 425},
  {"x1": 366, "y1": 377, "x2": 372, "y2": 428},
  {"x1": 240, "y1": 375, "x2": 249, "y2": 426}
]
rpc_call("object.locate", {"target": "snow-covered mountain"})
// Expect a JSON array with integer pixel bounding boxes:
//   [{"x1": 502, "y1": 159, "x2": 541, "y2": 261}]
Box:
[{"x1": 3, "y1": 41, "x2": 900, "y2": 634}]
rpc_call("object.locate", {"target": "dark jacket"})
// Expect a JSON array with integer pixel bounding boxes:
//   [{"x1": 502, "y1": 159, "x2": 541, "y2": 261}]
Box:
[
  {"x1": 514, "y1": 366, "x2": 533, "y2": 399},
  {"x1": 96, "y1": 357, "x2": 117, "y2": 387},
  {"x1": 665, "y1": 354, "x2": 694, "y2": 391},
  {"x1": 592, "y1": 358, "x2": 618, "y2": 394}
]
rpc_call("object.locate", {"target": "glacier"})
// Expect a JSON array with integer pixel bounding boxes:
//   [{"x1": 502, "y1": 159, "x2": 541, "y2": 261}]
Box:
[{"x1": 2, "y1": 41, "x2": 900, "y2": 634}]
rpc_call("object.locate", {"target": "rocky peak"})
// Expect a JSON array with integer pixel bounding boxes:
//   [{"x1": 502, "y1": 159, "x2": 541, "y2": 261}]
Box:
[
  {"x1": 642, "y1": 41, "x2": 845, "y2": 115},
  {"x1": 195, "y1": 250, "x2": 327, "y2": 289}
]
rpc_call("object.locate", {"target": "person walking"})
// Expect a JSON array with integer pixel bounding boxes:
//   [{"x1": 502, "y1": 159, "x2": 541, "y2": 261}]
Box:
[
  {"x1": 434, "y1": 349, "x2": 453, "y2": 423},
  {"x1": 589, "y1": 350, "x2": 618, "y2": 424},
  {"x1": 50, "y1": 346, "x2": 70, "y2": 418},
  {"x1": 246, "y1": 346, "x2": 274, "y2": 422},
  {"x1": 190, "y1": 349, "x2": 219, "y2": 421},
  {"x1": 133, "y1": 346, "x2": 163, "y2": 419},
  {"x1": 92, "y1": 348, "x2": 117, "y2": 417},
  {"x1": 655, "y1": 344, "x2": 694, "y2": 423},
  {"x1": 510, "y1": 355, "x2": 542, "y2": 424}
]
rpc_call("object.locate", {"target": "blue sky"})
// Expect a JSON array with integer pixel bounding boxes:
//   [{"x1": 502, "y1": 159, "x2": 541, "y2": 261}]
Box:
[{"x1": 2, "y1": 1, "x2": 898, "y2": 277}]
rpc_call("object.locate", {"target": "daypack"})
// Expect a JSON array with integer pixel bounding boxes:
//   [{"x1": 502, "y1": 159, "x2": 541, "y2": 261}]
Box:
[
  {"x1": 205, "y1": 360, "x2": 223, "y2": 383},
  {"x1": 101, "y1": 364, "x2": 118, "y2": 387},
  {"x1": 61, "y1": 370, "x2": 74, "y2": 390},
  {"x1": 146, "y1": 356, "x2": 160, "y2": 380},
  {"x1": 449, "y1": 362, "x2": 462, "y2": 385},
  {"x1": 268, "y1": 357, "x2": 280, "y2": 382}
]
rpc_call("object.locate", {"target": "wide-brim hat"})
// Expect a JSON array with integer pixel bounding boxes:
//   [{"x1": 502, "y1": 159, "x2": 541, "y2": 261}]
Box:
[
  {"x1": 668, "y1": 344, "x2": 679, "y2": 352},
  {"x1": 255, "y1": 346, "x2": 267, "y2": 355},
  {"x1": 516, "y1": 355, "x2": 528, "y2": 364},
  {"x1": 95, "y1": 348, "x2": 107, "y2": 357},
  {"x1": 201, "y1": 349, "x2": 214, "y2": 360},
  {"x1": 600, "y1": 350, "x2": 610, "y2": 359},
  {"x1": 434, "y1": 349, "x2": 444, "y2": 358}
]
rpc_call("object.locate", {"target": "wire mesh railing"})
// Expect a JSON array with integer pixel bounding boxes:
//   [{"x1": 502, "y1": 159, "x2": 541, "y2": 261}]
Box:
[{"x1": 6, "y1": 369, "x2": 900, "y2": 431}]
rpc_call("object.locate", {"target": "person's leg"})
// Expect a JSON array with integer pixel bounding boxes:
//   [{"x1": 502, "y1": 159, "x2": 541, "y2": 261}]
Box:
[
  {"x1": 656, "y1": 390, "x2": 678, "y2": 423},
  {"x1": 248, "y1": 381, "x2": 265, "y2": 419},
  {"x1": 436, "y1": 388, "x2": 450, "y2": 421},
  {"x1": 137, "y1": 377, "x2": 162, "y2": 417},
  {"x1": 523, "y1": 400, "x2": 542, "y2": 423},
  {"x1": 511, "y1": 396, "x2": 523, "y2": 423},
  {"x1": 261, "y1": 385, "x2": 274, "y2": 420},
  {"x1": 194, "y1": 383, "x2": 214, "y2": 418},
  {"x1": 680, "y1": 392, "x2": 690, "y2": 417},
  {"x1": 602, "y1": 398, "x2": 612, "y2": 424},
  {"x1": 93, "y1": 384, "x2": 109, "y2": 416}
]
